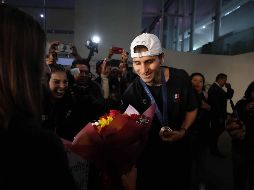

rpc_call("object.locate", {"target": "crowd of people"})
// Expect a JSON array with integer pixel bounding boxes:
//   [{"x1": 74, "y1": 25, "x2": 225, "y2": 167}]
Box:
[{"x1": 1, "y1": 3, "x2": 254, "y2": 190}]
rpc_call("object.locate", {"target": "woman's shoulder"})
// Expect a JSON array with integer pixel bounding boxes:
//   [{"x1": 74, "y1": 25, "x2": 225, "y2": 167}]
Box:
[
  {"x1": 236, "y1": 98, "x2": 248, "y2": 107},
  {"x1": 0, "y1": 126, "x2": 77, "y2": 189},
  {"x1": 11, "y1": 125, "x2": 65, "y2": 153}
]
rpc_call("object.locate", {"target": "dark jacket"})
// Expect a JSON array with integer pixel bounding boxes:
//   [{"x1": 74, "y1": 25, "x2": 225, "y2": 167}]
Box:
[
  {"x1": 0, "y1": 119, "x2": 77, "y2": 190},
  {"x1": 233, "y1": 99, "x2": 254, "y2": 149},
  {"x1": 95, "y1": 76, "x2": 122, "y2": 111},
  {"x1": 121, "y1": 66, "x2": 198, "y2": 190},
  {"x1": 42, "y1": 83, "x2": 104, "y2": 141},
  {"x1": 189, "y1": 91, "x2": 211, "y2": 142},
  {"x1": 208, "y1": 83, "x2": 234, "y2": 121}
]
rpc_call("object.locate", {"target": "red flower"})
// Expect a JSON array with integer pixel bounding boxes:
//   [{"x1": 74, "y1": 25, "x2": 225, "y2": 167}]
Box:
[
  {"x1": 62, "y1": 104, "x2": 156, "y2": 173},
  {"x1": 109, "y1": 110, "x2": 121, "y2": 117},
  {"x1": 129, "y1": 114, "x2": 139, "y2": 120}
]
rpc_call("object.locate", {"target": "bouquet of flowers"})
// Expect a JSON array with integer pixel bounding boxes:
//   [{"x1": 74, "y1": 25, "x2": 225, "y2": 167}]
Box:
[{"x1": 63, "y1": 104, "x2": 155, "y2": 173}]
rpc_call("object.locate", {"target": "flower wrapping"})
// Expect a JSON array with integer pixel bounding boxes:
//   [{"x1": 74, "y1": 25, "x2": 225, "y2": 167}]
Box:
[{"x1": 63, "y1": 104, "x2": 156, "y2": 173}]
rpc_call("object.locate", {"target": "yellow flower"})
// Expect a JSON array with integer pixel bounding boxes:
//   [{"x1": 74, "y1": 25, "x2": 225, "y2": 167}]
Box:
[{"x1": 97, "y1": 116, "x2": 113, "y2": 133}]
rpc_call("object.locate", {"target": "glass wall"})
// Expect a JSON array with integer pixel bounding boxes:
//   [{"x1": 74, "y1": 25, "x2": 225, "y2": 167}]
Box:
[{"x1": 142, "y1": 0, "x2": 254, "y2": 53}]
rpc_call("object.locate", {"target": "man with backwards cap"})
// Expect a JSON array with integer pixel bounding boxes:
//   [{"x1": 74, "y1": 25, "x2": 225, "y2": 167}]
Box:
[{"x1": 121, "y1": 33, "x2": 198, "y2": 190}]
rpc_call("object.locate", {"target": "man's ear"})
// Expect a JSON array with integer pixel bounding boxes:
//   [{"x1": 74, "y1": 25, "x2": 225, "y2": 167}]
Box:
[{"x1": 159, "y1": 53, "x2": 165, "y2": 64}]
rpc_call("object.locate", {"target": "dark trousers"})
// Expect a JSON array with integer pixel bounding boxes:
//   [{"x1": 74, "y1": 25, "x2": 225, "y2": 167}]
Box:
[
  {"x1": 232, "y1": 144, "x2": 254, "y2": 190},
  {"x1": 137, "y1": 140, "x2": 192, "y2": 190},
  {"x1": 210, "y1": 119, "x2": 225, "y2": 153},
  {"x1": 189, "y1": 132, "x2": 209, "y2": 186}
]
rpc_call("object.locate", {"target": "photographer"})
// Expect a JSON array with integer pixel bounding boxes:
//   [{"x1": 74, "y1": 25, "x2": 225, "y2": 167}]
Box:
[
  {"x1": 45, "y1": 41, "x2": 60, "y2": 65},
  {"x1": 95, "y1": 59, "x2": 121, "y2": 111},
  {"x1": 108, "y1": 48, "x2": 137, "y2": 96},
  {"x1": 69, "y1": 58, "x2": 105, "y2": 116},
  {"x1": 226, "y1": 81, "x2": 254, "y2": 190}
]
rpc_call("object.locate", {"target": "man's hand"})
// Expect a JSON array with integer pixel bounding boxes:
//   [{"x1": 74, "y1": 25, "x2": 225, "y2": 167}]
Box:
[
  {"x1": 121, "y1": 50, "x2": 129, "y2": 64},
  {"x1": 159, "y1": 128, "x2": 186, "y2": 143},
  {"x1": 200, "y1": 100, "x2": 211, "y2": 110},
  {"x1": 225, "y1": 83, "x2": 232, "y2": 89},
  {"x1": 121, "y1": 166, "x2": 137, "y2": 190},
  {"x1": 226, "y1": 118, "x2": 246, "y2": 140},
  {"x1": 100, "y1": 58, "x2": 110, "y2": 77},
  {"x1": 107, "y1": 48, "x2": 114, "y2": 60}
]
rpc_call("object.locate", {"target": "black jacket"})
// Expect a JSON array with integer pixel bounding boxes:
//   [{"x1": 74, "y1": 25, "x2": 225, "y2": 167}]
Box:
[
  {"x1": 0, "y1": 120, "x2": 77, "y2": 190},
  {"x1": 208, "y1": 83, "x2": 234, "y2": 121},
  {"x1": 233, "y1": 99, "x2": 254, "y2": 149},
  {"x1": 121, "y1": 66, "x2": 198, "y2": 190},
  {"x1": 42, "y1": 84, "x2": 105, "y2": 141}
]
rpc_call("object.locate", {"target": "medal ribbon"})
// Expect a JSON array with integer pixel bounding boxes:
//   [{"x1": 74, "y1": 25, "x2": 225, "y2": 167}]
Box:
[{"x1": 139, "y1": 70, "x2": 168, "y2": 126}]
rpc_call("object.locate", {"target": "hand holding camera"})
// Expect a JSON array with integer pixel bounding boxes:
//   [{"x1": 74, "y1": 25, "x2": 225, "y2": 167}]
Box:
[
  {"x1": 57, "y1": 43, "x2": 72, "y2": 54},
  {"x1": 107, "y1": 47, "x2": 124, "y2": 59}
]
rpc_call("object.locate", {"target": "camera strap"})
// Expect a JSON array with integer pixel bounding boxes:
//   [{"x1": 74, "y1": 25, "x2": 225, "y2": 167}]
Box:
[{"x1": 140, "y1": 69, "x2": 168, "y2": 126}]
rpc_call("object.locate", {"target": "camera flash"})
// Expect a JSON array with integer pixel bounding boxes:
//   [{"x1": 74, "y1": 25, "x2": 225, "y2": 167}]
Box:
[{"x1": 92, "y1": 35, "x2": 100, "y2": 44}]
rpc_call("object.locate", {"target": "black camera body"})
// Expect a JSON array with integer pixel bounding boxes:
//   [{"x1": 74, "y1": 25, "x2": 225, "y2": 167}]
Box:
[{"x1": 86, "y1": 40, "x2": 98, "y2": 53}]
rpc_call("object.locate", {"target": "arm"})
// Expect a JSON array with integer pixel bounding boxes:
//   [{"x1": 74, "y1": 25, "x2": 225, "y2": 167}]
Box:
[
  {"x1": 121, "y1": 166, "x2": 137, "y2": 190},
  {"x1": 121, "y1": 50, "x2": 129, "y2": 64},
  {"x1": 100, "y1": 59, "x2": 110, "y2": 99},
  {"x1": 101, "y1": 75, "x2": 110, "y2": 99},
  {"x1": 181, "y1": 109, "x2": 198, "y2": 131},
  {"x1": 226, "y1": 84, "x2": 234, "y2": 99},
  {"x1": 107, "y1": 48, "x2": 114, "y2": 60}
]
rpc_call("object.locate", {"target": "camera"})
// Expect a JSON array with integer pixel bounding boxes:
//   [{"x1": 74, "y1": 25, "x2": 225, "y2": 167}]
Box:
[
  {"x1": 112, "y1": 47, "x2": 123, "y2": 54},
  {"x1": 57, "y1": 43, "x2": 72, "y2": 55},
  {"x1": 86, "y1": 40, "x2": 98, "y2": 53}
]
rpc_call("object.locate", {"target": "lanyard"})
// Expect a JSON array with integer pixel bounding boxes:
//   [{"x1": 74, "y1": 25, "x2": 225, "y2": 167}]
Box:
[{"x1": 140, "y1": 70, "x2": 168, "y2": 126}]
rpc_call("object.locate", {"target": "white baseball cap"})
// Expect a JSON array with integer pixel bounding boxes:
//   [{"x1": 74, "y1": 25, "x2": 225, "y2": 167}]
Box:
[{"x1": 130, "y1": 33, "x2": 163, "y2": 58}]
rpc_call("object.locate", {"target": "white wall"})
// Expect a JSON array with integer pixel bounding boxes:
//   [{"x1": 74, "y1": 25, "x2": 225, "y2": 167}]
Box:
[
  {"x1": 74, "y1": 0, "x2": 143, "y2": 71},
  {"x1": 163, "y1": 49, "x2": 254, "y2": 110}
]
